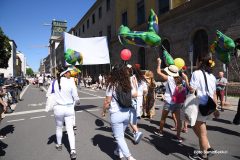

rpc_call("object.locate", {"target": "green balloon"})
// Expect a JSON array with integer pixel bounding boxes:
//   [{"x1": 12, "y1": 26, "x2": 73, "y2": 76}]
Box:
[
  {"x1": 163, "y1": 50, "x2": 174, "y2": 66},
  {"x1": 64, "y1": 49, "x2": 83, "y2": 65}
]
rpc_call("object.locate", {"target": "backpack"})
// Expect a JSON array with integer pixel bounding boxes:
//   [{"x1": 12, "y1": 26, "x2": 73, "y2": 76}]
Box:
[{"x1": 113, "y1": 85, "x2": 132, "y2": 108}]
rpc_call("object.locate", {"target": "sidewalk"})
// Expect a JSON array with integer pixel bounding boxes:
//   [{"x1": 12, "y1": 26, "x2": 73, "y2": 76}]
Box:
[{"x1": 224, "y1": 96, "x2": 239, "y2": 111}]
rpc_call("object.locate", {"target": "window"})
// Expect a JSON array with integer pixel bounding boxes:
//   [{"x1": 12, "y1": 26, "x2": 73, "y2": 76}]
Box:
[
  {"x1": 87, "y1": 19, "x2": 89, "y2": 29},
  {"x1": 92, "y1": 14, "x2": 95, "y2": 24},
  {"x1": 99, "y1": 31, "x2": 103, "y2": 36},
  {"x1": 137, "y1": 0, "x2": 145, "y2": 25},
  {"x1": 193, "y1": 30, "x2": 208, "y2": 66},
  {"x1": 122, "y1": 11, "x2": 128, "y2": 26},
  {"x1": 107, "y1": 25, "x2": 111, "y2": 42},
  {"x1": 79, "y1": 28, "x2": 81, "y2": 36},
  {"x1": 99, "y1": 7, "x2": 102, "y2": 19},
  {"x1": 159, "y1": 0, "x2": 169, "y2": 14},
  {"x1": 82, "y1": 24, "x2": 85, "y2": 33},
  {"x1": 138, "y1": 47, "x2": 145, "y2": 70},
  {"x1": 106, "y1": 0, "x2": 110, "y2": 11}
]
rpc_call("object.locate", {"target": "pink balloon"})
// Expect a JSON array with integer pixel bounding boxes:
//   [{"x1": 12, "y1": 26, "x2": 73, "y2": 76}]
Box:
[{"x1": 120, "y1": 49, "x2": 132, "y2": 61}]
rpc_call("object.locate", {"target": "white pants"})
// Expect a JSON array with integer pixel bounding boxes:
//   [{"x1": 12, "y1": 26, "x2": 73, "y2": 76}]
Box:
[{"x1": 54, "y1": 104, "x2": 75, "y2": 150}]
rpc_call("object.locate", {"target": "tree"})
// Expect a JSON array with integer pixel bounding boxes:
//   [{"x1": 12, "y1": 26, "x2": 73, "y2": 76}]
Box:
[
  {"x1": 0, "y1": 27, "x2": 11, "y2": 68},
  {"x1": 26, "y1": 68, "x2": 34, "y2": 76}
]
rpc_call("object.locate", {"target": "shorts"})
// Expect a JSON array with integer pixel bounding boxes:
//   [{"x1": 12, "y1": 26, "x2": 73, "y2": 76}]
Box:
[
  {"x1": 216, "y1": 90, "x2": 224, "y2": 101},
  {"x1": 163, "y1": 103, "x2": 181, "y2": 113}
]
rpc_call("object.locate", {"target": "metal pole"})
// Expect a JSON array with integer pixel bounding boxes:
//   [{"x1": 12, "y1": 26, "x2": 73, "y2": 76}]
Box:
[{"x1": 225, "y1": 65, "x2": 228, "y2": 102}]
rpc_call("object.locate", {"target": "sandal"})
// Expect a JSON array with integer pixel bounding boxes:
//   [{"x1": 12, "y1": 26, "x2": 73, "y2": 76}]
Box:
[{"x1": 170, "y1": 127, "x2": 177, "y2": 131}]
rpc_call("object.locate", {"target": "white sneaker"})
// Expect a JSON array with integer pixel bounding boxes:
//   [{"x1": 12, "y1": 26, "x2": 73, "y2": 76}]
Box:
[
  {"x1": 128, "y1": 156, "x2": 136, "y2": 160},
  {"x1": 134, "y1": 131, "x2": 143, "y2": 144}
]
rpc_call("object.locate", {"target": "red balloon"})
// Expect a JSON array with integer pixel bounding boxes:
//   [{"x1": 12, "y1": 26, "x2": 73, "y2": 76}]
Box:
[{"x1": 120, "y1": 49, "x2": 132, "y2": 61}]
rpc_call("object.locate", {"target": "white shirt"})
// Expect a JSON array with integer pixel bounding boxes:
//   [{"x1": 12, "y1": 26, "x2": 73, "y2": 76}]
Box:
[
  {"x1": 38, "y1": 76, "x2": 44, "y2": 84},
  {"x1": 164, "y1": 76, "x2": 176, "y2": 104},
  {"x1": 190, "y1": 70, "x2": 216, "y2": 105},
  {"x1": 137, "y1": 80, "x2": 147, "y2": 104},
  {"x1": 47, "y1": 77, "x2": 79, "y2": 105},
  {"x1": 106, "y1": 86, "x2": 120, "y2": 114}
]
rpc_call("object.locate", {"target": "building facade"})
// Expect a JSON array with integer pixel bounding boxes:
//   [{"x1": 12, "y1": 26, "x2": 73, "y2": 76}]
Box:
[
  {"x1": 44, "y1": 0, "x2": 240, "y2": 82},
  {"x1": 0, "y1": 40, "x2": 17, "y2": 77},
  {"x1": 111, "y1": 0, "x2": 240, "y2": 81},
  {"x1": 17, "y1": 51, "x2": 27, "y2": 76}
]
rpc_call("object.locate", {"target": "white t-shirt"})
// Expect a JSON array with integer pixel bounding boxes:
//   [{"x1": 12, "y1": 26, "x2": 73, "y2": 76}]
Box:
[
  {"x1": 38, "y1": 76, "x2": 43, "y2": 84},
  {"x1": 47, "y1": 77, "x2": 79, "y2": 105},
  {"x1": 164, "y1": 76, "x2": 176, "y2": 104},
  {"x1": 190, "y1": 70, "x2": 216, "y2": 105},
  {"x1": 106, "y1": 86, "x2": 120, "y2": 114},
  {"x1": 137, "y1": 80, "x2": 148, "y2": 107}
]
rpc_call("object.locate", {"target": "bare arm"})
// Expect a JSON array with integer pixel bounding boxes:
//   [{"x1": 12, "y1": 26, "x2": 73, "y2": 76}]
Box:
[
  {"x1": 102, "y1": 96, "x2": 111, "y2": 117},
  {"x1": 156, "y1": 58, "x2": 168, "y2": 81}
]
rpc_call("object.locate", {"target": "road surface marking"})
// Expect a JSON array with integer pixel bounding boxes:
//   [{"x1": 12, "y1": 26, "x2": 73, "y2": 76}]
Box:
[
  {"x1": 28, "y1": 102, "x2": 46, "y2": 107},
  {"x1": 5, "y1": 109, "x2": 45, "y2": 117},
  {"x1": 30, "y1": 116, "x2": 46, "y2": 119},
  {"x1": 20, "y1": 85, "x2": 30, "y2": 99},
  {"x1": 86, "y1": 109, "x2": 100, "y2": 112},
  {"x1": 78, "y1": 90, "x2": 102, "y2": 97},
  {"x1": 7, "y1": 119, "x2": 25, "y2": 123},
  {"x1": 83, "y1": 88, "x2": 97, "y2": 92},
  {"x1": 76, "y1": 111, "x2": 83, "y2": 113}
]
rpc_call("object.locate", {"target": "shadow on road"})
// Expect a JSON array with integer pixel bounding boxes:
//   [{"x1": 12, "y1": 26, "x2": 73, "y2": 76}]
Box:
[
  {"x1": 212, "y1": 118, "x2": 232, "y2": 124},
  {"x1": 0, "y1": 125, "x2": 15, "y2": 135},
  {"x1": 207, "y1": 125, "x2": 240, "y2": 137},
  {"x1": 47, "y1": 131, "x2": 71, "y2": 153},
  {"x1": 92, "y1": 134, "x2": 118, "y2": 160},
  {"x1": 146, "y1": 134, "x2": 195, "y2": 159},
  {"x1": 74, "y1": 105, "x2": 98, "y2": 111},
  {"x1": 0, "y1": 140, "x2": 8, "y2": 156},
  {"x1": 0, "y1": 125, "x2": 15, "y2": 157}
]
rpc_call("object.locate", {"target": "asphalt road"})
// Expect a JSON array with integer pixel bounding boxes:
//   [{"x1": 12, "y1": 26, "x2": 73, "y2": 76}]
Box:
[{"x1": 0, "y1": 85, "x2": 239, "y2": 160}]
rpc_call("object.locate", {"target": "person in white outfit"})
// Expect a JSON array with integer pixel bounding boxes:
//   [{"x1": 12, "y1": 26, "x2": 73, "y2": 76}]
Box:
[
  {"x1": 47, "y1": 67, "x2": 80, "y2": 159},
  {"x1": 182, "y1": 56, "x2": 220, "y2": 160}
]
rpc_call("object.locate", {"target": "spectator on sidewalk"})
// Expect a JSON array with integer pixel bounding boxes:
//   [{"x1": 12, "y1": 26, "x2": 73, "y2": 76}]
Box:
[{"x1": 216, "y1": 71, "x2": 228, "y2": 111}]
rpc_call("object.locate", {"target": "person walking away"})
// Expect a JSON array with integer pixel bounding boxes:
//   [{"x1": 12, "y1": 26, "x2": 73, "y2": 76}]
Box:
[
  {"x1": 143, "y1": 70, "x2": 156, "y2": 119},
  {"x1": 98, "y1": 74, "x2": 103, "y2": 89},
  {"x1": 185, "y1": 56, "x2": 220, "y2": 160},
  {"x1": 102, "y1": 64, "x2": 137, "y2": 160},
  {"x1": 38, "y1": 75, "x2": 44, "y2": 91},
  {"x1": 47, "y1": 67, "x2": 80, "y2": 159},
  {"x1": 216, "y1": 71, "x2": 227, "y2": 111},
  {"x1": 155, "y1": 58, "x2": 183, "y2": 143},
  {"x1": 130, "y1": 65, "x2": 148, "y2": 144}
]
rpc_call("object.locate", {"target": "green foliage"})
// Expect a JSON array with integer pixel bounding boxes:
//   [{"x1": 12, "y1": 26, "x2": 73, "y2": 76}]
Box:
[
  {"x1": 26, "y1": 68, "x2": 34, "y2": 76},
  {"x1": 0, "y1": 27, "x2": 12, "y2": 68}
]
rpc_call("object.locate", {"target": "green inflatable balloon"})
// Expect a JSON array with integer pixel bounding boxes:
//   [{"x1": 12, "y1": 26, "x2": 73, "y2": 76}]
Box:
[
  {"x1": 162, "y1": 50, "x2": 174, "y2": 66},
  {"x1": 64, "y1": 48, "x2": 83, "y2": 65},
  {"x1": 118, "y1": 9, "x2": 161, "y2": 48},
  {"x1": 216, "y1": 30, "x2": 235, "y2": 51},
  {"x1": 215, "y1": 46, "x2": 231, "y2": 64}
]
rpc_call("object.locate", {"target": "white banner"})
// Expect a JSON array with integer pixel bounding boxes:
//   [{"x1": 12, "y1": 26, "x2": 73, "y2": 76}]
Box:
[{"x1": 64, "y1": 32, "x2": 110, "y2": 65}]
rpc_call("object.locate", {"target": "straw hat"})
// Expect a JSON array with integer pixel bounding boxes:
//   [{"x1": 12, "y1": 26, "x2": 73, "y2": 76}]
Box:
[
  {"x1": 60, "y1": 67, "x2": 74, "y2": 76},
  {"x1": 164, "y1": 65, "x2": 179, "y2": 77}
]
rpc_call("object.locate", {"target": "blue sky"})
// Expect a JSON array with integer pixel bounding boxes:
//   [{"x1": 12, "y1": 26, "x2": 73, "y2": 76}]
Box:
[{"x1": 0, "y1": 0, "x2": 96, "y2": 72}]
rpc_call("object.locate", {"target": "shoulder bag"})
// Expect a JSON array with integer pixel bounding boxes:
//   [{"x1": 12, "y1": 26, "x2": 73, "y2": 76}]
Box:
[
  {"x1": 199, "y1": 70, "x2": 216, "y2": 116},
  {"x1": 45, "y1": 80, "x2": 57, "y2": 112}
]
